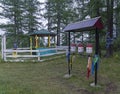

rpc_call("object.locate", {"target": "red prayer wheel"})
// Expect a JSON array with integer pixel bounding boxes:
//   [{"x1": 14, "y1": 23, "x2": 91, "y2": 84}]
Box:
[
  {"x1": 86, "y1": 43, "x2": 93, "y2": 54},
  {"x1": 71, "y1": 43, "x2": 76, "y2": 52},
  {"x1": 78, "y1": 43, "x2": 84, "y2": 53}
]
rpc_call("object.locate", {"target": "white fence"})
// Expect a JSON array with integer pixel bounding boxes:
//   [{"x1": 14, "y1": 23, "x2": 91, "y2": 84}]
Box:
[
  {"x1": 3, "y1": 46, "x2": 68, "y2": 62},
  {"x1": 1, "y1": 34, "x2": 68, "y2": 62}
]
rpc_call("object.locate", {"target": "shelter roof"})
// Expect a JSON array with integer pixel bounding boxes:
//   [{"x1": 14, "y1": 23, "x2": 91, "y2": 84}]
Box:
[
  {"x1": 29, "y1": 29, "x2": 56, "y2": 37},
  {"x1": 63, "y1": 16, "x2": 103, "y2": 32}
]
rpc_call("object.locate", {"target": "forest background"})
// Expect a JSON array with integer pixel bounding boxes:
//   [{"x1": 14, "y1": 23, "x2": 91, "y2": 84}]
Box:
[{"x1": 0, "y1": 0, "x2": 120, "y2": 57}]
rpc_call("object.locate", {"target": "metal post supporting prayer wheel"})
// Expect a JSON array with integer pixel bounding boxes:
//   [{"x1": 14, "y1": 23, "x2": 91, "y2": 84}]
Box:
[
  {"x1": 95, "y1": 28, "x2": 99, "y2": 85},
  {"x1": 68, "y1": 32, "x2": 71, "y2": 75}
]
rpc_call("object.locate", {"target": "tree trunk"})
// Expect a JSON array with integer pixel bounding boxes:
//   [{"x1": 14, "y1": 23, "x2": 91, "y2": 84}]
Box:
[
  {"x1": 73, "y1": 33, "x2": 75, "y2": 43},
  {"x1": 57, "y1": 14, "x2": 60, "y2": 46},
  {"x1": 106, "y1": 0, "x2": 114, "y2": 57},
  {"x1": 56, "y1": 3, "x2": 61, "y2": 46},
  {"x1": 96, "y1": 0, "x2": 101, "y2": 57}
]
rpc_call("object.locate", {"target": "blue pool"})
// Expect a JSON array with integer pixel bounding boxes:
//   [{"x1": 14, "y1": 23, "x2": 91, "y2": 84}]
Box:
[{"x1": 37, "y1": 48, "x2": 56, "y2": 56}]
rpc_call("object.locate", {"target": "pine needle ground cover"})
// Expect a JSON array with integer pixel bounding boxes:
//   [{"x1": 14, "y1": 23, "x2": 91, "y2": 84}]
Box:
[{"x1": 0, "y1": 52, "x2": 120, "y2": 94}]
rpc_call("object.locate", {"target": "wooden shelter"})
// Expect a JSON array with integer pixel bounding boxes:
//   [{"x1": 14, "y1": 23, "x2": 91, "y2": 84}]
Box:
[
  {"x1": 63, "y1": 16, "x2": 103, "y2": 86},
  {"x1": 29, "y1": 29, "x2": 56, "y2": 48}
]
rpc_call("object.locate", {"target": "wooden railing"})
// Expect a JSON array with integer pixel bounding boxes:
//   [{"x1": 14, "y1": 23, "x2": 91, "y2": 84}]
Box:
[{"x1": 3, "y1": 46, "x2": 68, "y2": 62}]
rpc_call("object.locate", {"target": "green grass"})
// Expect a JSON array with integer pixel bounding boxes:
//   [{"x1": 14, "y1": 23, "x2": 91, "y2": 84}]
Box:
[{"x1": 0, "y1": 52, "x2": 120, "y2": 94}]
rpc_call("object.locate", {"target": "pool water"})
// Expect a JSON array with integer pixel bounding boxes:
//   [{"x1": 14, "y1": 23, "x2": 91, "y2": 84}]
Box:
[{"x1": 37, "y1": 48, "x2": 56, "y2": 56}]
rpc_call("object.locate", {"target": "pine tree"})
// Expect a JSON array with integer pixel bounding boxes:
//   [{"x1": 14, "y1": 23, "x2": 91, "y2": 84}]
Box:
[
  {"x1": 44, "y1": 0, "x2": 75, "y2": 46},
  {"x1": 23, "y1": 0, "x2": 43, "y2": 33},
  {"x1": 0, "y1": 0, "x2": 24, "y2": 34},
  {"x1": 105, "y1": 0, "x2": 114, "y2": 57},
  {"x1": 0, "y1": 0, "x2": 43, "y2": 47}
]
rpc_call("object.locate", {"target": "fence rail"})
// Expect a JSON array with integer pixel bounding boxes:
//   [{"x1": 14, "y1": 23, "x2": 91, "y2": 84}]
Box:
[{"x1": 3, "y1": 46, "x2": 68, "y2": 62}]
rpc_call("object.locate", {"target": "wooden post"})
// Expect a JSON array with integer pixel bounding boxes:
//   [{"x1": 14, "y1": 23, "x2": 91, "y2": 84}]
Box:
[
  {"x1": 30, "y1": 37, "x2": 32, "y2": 55},
  {"x1": 3, "y1": 34, "x2": 6, "y2": 61},
  {"x1": 39, "y1": 37, "x2": 40, "y2": 48},
  {"x1": 68, "y1": 32, "x2": 71, "y2": 75},
  {"x1": 1, "y1": 35, "x2": 4, "y2": 59},
  {"x1": 95, "y1": 28, "x2": 99, "y2": 85},
  {"x1": 38, "y1": 50, "x2": 40, "y2": 61},
  {"x1": 35, "y1": 35, "x2": 38, "y2": 48},
  {"x1": 54, "y1": 36, "x2": 56, "y2": 47},
  {"x1": 48, "y1": 35, "x2": 50, "y2": 47}
]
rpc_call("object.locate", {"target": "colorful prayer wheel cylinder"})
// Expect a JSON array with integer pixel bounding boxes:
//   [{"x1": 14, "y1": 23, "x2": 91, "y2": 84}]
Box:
[
  {"x1": 86, "y1": 43, "x2": 93, "y2": 54},
  {"x1": 71, "y1": 43, "x2": 76, "y2": 53},
  {"x1": 78, "y1": 43, "x2": 84, "y2": 53}
]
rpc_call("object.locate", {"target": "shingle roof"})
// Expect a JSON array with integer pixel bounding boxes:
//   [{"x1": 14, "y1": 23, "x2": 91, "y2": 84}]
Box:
[
  {"x1": 63, "y1": 16, "x2": 103, "y2": 32},
  {"x1": 29, "y1": 29, "x2": 56, "y2": 36}
]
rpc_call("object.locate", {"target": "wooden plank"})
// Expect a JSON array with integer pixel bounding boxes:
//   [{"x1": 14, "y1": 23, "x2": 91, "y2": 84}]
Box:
[
  {"x1": 6, "y1": 55, "x2": 39, "y2": 58},
  {"x1": 40, "y1": 51, "x2": 65, "y2": 57},
  {"x1": 4, "y1": 50, "x2": 35, "y2": 52}
]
